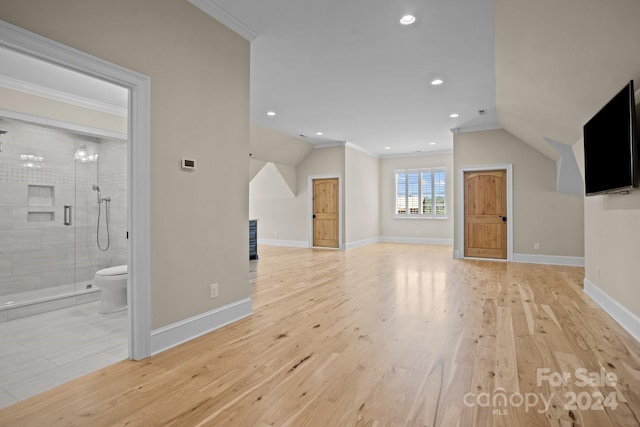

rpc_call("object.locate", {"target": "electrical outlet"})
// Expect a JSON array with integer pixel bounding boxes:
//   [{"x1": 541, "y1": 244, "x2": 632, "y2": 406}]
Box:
[
  {"x1": 209, "y1": 283, "x2": 218, "y2": 299},
  {"x1": 274, "y1": 231, "x2": 278, "y2": 237},
  {"x1": 534, "y1": 243, "x2": 540, "y2": 250}
]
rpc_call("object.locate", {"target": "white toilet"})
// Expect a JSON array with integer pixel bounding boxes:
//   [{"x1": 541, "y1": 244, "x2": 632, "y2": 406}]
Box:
[{"x1": 94, "y1": 265, "x2": 128, "y2": 314}]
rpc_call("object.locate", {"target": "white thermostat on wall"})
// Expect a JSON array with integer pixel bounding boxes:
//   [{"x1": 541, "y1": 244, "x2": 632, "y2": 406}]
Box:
[{"x1": 181, "y1": 158, "x2": 196, "y2": 170}]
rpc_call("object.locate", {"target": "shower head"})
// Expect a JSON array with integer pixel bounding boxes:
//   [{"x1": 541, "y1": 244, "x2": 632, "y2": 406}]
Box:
[
  {"x1": 92, "y1": 184, "x2": 100, "y2": 192},
  {"x1": 0, "y1": 130, "x2": 7, "y2": 135}
]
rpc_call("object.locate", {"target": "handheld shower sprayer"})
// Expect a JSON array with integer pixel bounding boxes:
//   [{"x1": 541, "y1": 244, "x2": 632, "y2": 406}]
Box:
[
  {"x1": 92, "y1": 184, "x2": 110, "y2": 204},
  {"x1": 92, "y1": 184, "x2": 111, "y2": 251}
]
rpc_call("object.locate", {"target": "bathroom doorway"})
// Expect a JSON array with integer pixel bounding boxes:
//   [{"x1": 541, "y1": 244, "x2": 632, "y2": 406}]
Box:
[{"x1": 0, "y1": 20, "x2": 151, "y2": 406}]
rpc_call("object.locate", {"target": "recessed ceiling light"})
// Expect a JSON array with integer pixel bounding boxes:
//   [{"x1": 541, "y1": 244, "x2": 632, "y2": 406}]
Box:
[
  {"x1": 449, "y1": 113, "x2": 459, "y2": 118},
  {"x1": 267, "y1": 111, "x2": 276, "y2": 116},
  {"x1": 316, "y1": 132, "x2": 323, "y2": 136},
  {"x1": 429, "y1": 142, "x2": 437, "y2": 146},
  {"x1": 385, "y1": 146, "x2": 391, "y2": 150},
  {"x1": 430, "y1": 79, "x2": 444, "y2": 86},
  {"x1": 400, "y1": 15, "x2": 416, "y2": 25}
]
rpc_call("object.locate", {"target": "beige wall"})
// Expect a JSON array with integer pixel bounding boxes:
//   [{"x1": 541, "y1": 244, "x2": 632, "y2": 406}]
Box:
[
  {"x1": 578, "y1": 94, "x2": 640, "y2": 318},
  {"x1": 0, "y1": 86, "x2": 126, "y2": 134},
  {"x1": 345, "y1": 146, "x2": 380, "y2": 245},
  {"x1": 0, "y1": 0, "x2": 250, "y2": 329},
  {"x1": 379, "y1": 153, "x2": 454, "y2": 242},
  {"x1": 454, "y1": 128, "x2": 584, "y2": 257},
  {"x1": 584, "y1": 192, "x2": 640, "y2": 317},
  {"x1": 250, "y1": 145, "x2": 345, "y2": 245}
]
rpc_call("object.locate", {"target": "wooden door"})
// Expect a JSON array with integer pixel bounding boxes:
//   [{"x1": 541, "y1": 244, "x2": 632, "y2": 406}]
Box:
[
  {"x1": 464, "y1": 170, "x2": 507, "y2": 259},
  {"x1": 313, "y1": 178, "x2": 339, "y2": 248}
]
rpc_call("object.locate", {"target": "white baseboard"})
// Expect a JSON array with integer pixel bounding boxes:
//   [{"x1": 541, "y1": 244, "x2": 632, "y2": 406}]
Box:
[
  {"x1": 150, "y1": 298, "x2": 252, "y2": 355},
  {"x1": 258, "y1": 238, "x2": 308, "y2": 248},
  {"x1": 452, "y1": 249, "x2": 461, "y2": 259},
  {"x1": 584, "y1": 278, "x2": 640, "y2": 342},
  {"x1": 380, "y1": 236, "x2": 454, "y2": 246},
  {"x1": 345, "y1": 236, "x2": 381, "y2": 250},
  {"x1": 512, "y1": 253, "x2": 584, "y2": 267}
]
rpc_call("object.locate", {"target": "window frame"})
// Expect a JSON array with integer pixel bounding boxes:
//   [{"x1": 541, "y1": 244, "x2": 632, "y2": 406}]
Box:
[{"x1": 394, "y1": 167, "x2": 448, "y2": 219}]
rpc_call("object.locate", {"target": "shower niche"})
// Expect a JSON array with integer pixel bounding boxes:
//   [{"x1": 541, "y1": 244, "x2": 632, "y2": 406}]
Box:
[
  {"x1": 0, "y1": 118, "x2": 128, "y2": 316},
  {"x1": 27, "y1": 184, "x2": 55, "y2": 222}
]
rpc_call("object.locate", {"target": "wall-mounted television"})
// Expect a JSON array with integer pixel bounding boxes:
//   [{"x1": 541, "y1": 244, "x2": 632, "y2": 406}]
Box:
[{"x1": 583, "y1": 80, "x2": 639, "y2": 196}]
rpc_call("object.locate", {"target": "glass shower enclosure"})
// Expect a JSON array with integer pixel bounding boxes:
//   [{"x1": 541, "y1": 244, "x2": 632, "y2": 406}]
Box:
[{"x1": 0, "y1": 118, "x2": 127, "y2": 311}]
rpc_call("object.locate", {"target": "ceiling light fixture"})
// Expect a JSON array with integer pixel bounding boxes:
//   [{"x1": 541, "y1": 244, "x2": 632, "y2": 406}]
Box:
[
  {"x1": 266, "y1": 111, "x2": 276, "y2": 116},
  {"x1": 429, "y1": 142, "x2": 437, "y2": 146},
  {"x1": 316, "y1": 132, "x2": 323, "y2": 136},
  {"x1": 449, "y1": 113, "x2": 459, "y2": 118},
  {"x1": 430, "y1": 79, "x2": 444, "y2": 86},
  {"x1": 400, "y1": 15, "x2": 416, "y2": 25},
  {"x1": 384, "y1": 146, "x2": 391, "y2": 150}
]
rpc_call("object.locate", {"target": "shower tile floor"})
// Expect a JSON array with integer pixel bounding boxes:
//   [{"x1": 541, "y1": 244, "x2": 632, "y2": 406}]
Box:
[{"x1": 0, "y1": 301, "x2": 127, "y2": 410}]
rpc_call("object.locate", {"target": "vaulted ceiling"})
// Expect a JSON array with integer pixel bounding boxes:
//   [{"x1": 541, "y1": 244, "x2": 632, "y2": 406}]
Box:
[
  {"x1": 191, "y1": 0, "x2": 498, "y2": 156},
  {"x1": 495, "y1": 0, "x2": 640, "y2": 160},
  {"x1": 2, "y1": 1, "x2": 639, "y2": 162},
  {"x1": 193, "y1": 0, "x2": 640, "y2": 160}
]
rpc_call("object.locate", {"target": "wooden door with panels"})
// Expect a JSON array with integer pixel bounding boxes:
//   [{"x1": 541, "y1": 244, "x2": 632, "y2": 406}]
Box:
[
  {"x1": 464, "y1": 169, "x2": 507, "y2": 259},
  {"x1": 312, "y1": 178, "x2": 339, "y2": 248}
]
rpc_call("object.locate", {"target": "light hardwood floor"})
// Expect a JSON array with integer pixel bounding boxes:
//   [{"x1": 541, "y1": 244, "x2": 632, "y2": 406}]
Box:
[{"x1": 1, "y1": 243, "x2": 639, "y2": 426}]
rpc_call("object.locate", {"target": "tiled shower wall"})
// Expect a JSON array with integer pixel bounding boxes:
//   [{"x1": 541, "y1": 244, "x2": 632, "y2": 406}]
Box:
[{"x1": 0, "y1": 119, "x2": 127, "y2": 297}]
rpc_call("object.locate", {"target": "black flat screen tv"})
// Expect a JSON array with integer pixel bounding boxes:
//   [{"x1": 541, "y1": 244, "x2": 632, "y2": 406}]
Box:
[{"x1": 583, "y1": 80, "x2": 639, "y2": 195}]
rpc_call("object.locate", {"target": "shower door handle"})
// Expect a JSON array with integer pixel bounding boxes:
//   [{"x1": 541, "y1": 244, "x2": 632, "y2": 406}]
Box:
[{"x1": 64, "y1": 205, "x2": 72, "y2": 226}]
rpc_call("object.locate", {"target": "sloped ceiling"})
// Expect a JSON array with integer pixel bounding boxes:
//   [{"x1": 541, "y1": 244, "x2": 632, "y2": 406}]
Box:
[
  {"x1": 250, "y1": 123, "x2": 313, "y2": 166},
  {"x1": 192, "y1": 0, "x2": 498, "y2": 156},
  {"x1": 495, "y1": 0, "x2": 640, "y2": 160}
]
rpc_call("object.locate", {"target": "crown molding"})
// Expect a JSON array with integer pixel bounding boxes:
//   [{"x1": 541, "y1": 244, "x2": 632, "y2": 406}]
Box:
[
  {"x1": 450, "y1": 122, "x2": 501, "y2": 134},
  {"x1": 380, "y1": 149, "x2": 453, "y2": 159},
  {"x1": 0, "y1": 74, "x2": 127, "y2": 117},
  {"x1": 189, "y1": 0, "x2": 259, "y2": 41},
  {"x1": 313, "y1": 140, "x2": 346, "y2": 150},
  {"x1": 345, "y1": 141, "x2": 379, "y2": 158}
]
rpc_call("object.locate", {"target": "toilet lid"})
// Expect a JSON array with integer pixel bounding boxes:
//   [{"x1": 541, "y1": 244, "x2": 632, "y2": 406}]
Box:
[{"x1": 96, "y1": 265, "x2": 128, "y2": 276}]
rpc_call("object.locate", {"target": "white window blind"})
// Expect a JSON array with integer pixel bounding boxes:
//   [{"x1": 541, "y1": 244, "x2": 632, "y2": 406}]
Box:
[{"x1": 395, "y1": 168, "x2": 447, "y2": 218}]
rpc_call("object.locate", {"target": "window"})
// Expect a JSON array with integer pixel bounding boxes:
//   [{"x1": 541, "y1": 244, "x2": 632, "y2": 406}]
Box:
[{"x1": 395, "y1": 168, "x2": 447, "y2": 218}]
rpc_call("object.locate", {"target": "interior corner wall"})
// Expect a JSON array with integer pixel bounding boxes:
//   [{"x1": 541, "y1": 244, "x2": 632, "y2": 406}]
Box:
[
  {"x1": 379, "y1": 153, "x2": 454, "y2": 242},
  {"x1": 345, "y1": 146, "x2": 380, "y2": 246},
  {"x1": 453, "y1": 128, "x2": 584, "y2": 258},
  {"x1": 250, "y1": 145, "x2": 345, "y2": 246},
  {"x1": 0, "y1": 0, "x2": 251, "y2": 329}
]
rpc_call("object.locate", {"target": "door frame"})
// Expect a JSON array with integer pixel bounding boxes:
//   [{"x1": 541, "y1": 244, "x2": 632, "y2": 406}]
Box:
[
  {"x1": 307, "y1": 174, "x2": 343, "y2": 249},
  {"x1": 456, "y1": 164, "x2": 513, "y2": 261},
  {"x1": 0, "y1": 20, "x2": 152, "y2": 360}
]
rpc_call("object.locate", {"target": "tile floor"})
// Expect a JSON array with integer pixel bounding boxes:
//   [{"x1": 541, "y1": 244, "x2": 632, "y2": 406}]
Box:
[{"x1": 0, "y1": 301, "x2": 127, "y2": 409}]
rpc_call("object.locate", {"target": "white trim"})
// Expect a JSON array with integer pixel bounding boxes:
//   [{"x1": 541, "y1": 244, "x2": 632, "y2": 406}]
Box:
[
  {"x1": 457, "y1": 164, "x2": 513, "y2": 261},
  {"x1": 151, "y1": 298, "x2": 252, "y2": 355},
  {"x1": 380, "y1": 236, "x2": 454, "y2": 245},
  {"x1": 345, "y1": 141, "x2": 379, "y2": 158},
  {"x1": 0, "y1": 108, "x2": 127, "y2": 140},
  {"x1": 313, "y1": 141, "x2": 346, "y2": 150},
  {"x1": 258, "y1": 238, "x2": 308, "y2": 248},
  {"x1": 380, "y1": 149, "x2": 453, "y2": 159},
  {"x1": 308, "y1": 175, "x2": 343, "y2": 250},
  {"x1": 0, "y1": 20, "x2": 152, "y2": 360},
  {"x1": 345, "y1": 236, "x2": 381, "y2": 250},
  {"x1": 512, "y1": 253, "x2": 584, "y2": 267},
  {"x1": 450, "y1": 123, "x2": 501, "y2": 134},
  {"x1": 0, "y1": 74, "x2": 127, "y2": 117},
  {"x1": 584, "y1": 278, "x2": 640, "y2": 342},
  {"x1": 188, "y1": 0, "x2": 259, "y2": 41},
  {"x1": 453, "y1": 249, "x2": 461, "y2": 259}
]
